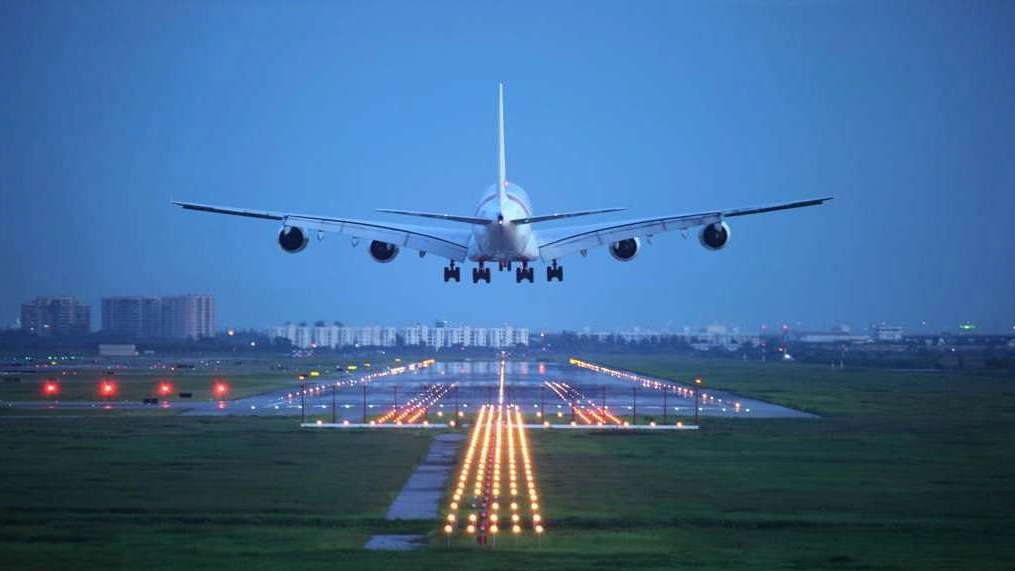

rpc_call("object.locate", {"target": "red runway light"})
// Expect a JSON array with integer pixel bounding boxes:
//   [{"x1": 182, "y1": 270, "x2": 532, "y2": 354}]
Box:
[
  {"x1": 213, "y1": 382, "x2": 229, "y2": 397},
  {"x1": 43, "y1": 381, "x2": 59, "y2": 396},
  {"x1": 157, "y1": 382, "x2": 174, "y2": 396},
  {"x1": 99, "y1": 380, "x2": 118, "y2": 397}
]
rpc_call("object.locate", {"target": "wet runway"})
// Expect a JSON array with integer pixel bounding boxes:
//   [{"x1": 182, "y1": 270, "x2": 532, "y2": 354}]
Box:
[{"x1": 0, "y1": 359, "x2": 815, "y2": 420}]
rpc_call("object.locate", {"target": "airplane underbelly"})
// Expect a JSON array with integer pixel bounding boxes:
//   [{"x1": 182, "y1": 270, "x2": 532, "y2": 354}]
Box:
[{"x1": 468, "y1": 225, "x2": 538, "y2": 261}]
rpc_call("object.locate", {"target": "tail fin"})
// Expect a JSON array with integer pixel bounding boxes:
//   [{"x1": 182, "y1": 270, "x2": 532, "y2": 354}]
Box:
[{"x1": 497, "y1": 83, "x2": 508, "y2": 213}]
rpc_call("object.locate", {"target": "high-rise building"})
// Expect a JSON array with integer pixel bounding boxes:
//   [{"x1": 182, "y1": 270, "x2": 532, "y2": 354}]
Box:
[
  {"x1": 161, "y1": 295, "x2": 215, "y2": 339},
  {"x1": 101, "y1": 297, "x2": 163, "y2": 338},
  {"x1": 20, "y1": 296, "x2": 91, "y2": 336}
]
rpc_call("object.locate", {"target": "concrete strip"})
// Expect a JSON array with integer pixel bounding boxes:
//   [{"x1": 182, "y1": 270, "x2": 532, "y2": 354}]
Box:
[
  {"x1": 300, "y1": 422, "x2": 451, "y2": 429},
  {"x1": 364, "y1": 535, "x2": 426, "y2": 551},
  {"x1": 385, "y1": 432, "x2": 465, "y2": 520}
]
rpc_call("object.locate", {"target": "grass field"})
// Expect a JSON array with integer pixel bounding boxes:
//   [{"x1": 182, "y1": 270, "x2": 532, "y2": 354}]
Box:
[
  {"x1": 0, "y1": 417, "x2": 434, "y2": 569},
  {"x1": 2, "y1": 356, "x2": 1014, "y2": 569}
]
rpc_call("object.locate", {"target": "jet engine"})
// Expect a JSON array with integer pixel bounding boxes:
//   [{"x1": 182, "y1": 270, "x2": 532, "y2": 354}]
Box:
[
  {"x1": 698, "y1": 222, "x2": 731, "y2": 251},
  {"x1": 278, "y1": 226, "x2": 309, "y2": 253},
  {"x1": 369, "y1": 240, "x2": 400, "y2": 263},
  {"x1": 609, "y1": 237, "x2": 641, "y2": 262}
]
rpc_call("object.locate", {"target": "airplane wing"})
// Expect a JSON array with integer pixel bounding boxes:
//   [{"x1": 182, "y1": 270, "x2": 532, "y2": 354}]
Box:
[
  {"x1": 536, "y1": 197, "x2": 832, "y2": 261},
  {"x1": 510, "y1": 207, "x2": 626, "y2": 225},
  {"x1": 173, "y1": 201, "x2": 471, "y2": 261}
]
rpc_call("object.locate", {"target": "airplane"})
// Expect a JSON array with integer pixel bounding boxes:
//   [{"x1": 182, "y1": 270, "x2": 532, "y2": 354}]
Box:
[{"x1": 174, "y1": 84, "x2": 831, "y2": 284}]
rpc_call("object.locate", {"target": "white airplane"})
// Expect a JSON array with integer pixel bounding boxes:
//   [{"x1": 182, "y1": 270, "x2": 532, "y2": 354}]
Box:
[{"x1": 174, "y1": 84, "x2": 831, "y2": 284}]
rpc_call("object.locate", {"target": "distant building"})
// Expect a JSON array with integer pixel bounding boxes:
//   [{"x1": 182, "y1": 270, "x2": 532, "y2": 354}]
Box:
[
  {"x1": 20, "y1": 296, "x2": 91, "y2": 336},
  {"x1": 572, "y1": 324, "x2": 760, "y2": 351},
  {"x1": 101, "y1": 295, "x2": 214, "y2": 339},
  {"x1": 161, "y1": 295, "x2": 215, "y2": 339},
  {"x1": 98, "y1": 344, "x2": 139, "y2": 357},
  {"x1": 101, "y1": 297, "x2": 163, "y2": 338},
  {"x1": 269, "y1": 323, "x2": 529, "y2": 350},
  {"x1": 872, "y1": 324, "x2": 904, "y2": 342}
]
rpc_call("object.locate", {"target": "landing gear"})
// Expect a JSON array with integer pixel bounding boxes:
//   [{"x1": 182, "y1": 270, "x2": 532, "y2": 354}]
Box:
[
  {"x1": 443, "y1": 261, "x2": 461, "y2": 283},
  {"x1": 515, "y1": 262, "x2": 535, "y2": 283},
  {"x1": 546, "y1": 260, "x2": 564, "y2": 282},
  {"x1": 472, "y1": 263, "x2": 491, "y2": 283}
]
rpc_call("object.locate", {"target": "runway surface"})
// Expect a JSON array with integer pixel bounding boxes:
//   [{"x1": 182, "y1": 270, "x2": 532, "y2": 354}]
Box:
[{"x1": 0, "y1": 359, "x2": 815, "y2": 420}]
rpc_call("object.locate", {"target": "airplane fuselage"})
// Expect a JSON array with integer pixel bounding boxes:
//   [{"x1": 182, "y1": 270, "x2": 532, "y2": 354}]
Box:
[{"x1": 467, "y1": 183, "x2": 540, "y2": 263}]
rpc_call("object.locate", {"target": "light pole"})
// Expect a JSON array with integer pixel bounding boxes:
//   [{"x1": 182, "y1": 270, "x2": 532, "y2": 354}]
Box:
[
  {"x1": 331, "y1": 383, "x2": 336, "y2": 424},
  {"x1": 663, "y1": 387, "x2": 668, "y2": 424},
  {"x1": 631, "y1": 387, "x2": 637, "y2": 425},
  {"x1": 694, "y1": 378, "x2": 702, "y2": 426},
  {"x1": 540, "y1": 384, "x2": 544, "y2": 420},
  {"x1": 298, "y1": 374, "x2": 306, "y2": 423}
]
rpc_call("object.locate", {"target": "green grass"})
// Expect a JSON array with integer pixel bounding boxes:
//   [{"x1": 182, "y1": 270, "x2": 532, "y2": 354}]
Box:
[
  {"x1": 0, "y1": 417, "x2": 434, "y2": 569},
  {"x1": 2, "y1": 356, "x2": 1014, "y2": 569},
  {"x1": 586, "y1": 354, "x2": 1015, "y2": 418}
]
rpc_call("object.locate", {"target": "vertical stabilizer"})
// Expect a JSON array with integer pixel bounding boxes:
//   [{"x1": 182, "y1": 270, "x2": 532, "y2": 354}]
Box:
[{"x1": 497, "y1": 83, "x2": 508, "y2": 212}]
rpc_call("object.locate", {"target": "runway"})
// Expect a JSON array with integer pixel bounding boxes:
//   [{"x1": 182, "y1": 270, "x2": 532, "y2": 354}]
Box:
[
  {"x1": 269, "y1": 359, "x2": 816, "y2": 422},
  {"x1": 0, "y1": 359, "x2": 815, "y2": 420}
]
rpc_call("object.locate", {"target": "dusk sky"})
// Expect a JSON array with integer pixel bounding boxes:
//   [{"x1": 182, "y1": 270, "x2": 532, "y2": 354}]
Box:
[{"x1": 3, "y1": 1, "x2": 1014, "y2": 333}]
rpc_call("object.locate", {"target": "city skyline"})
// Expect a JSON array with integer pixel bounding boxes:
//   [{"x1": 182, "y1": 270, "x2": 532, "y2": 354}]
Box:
[{"x1": 7, "y1": 291, "x2": 1008, "y2": 336}]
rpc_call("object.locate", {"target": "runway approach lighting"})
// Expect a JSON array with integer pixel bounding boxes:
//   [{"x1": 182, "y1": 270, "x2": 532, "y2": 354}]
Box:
[
  {"x1": 213, "y1": 382, "x2": 229, "y2": 398},
  {"x1": 99, "y1": 380, "x2": 117, "y2": 398},
  {"x1": 157, "y1": 382, "x2": 174, "y2": 396},
  {"x1": 443, "y1": 381, "x2": 546, "y2": 546},
  {"x1": 43, "y1": 381, "x2": 59, "y2": 396}
]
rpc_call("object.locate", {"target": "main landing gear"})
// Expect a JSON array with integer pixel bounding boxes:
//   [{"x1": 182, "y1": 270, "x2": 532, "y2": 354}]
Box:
[
  {"x1": 472, "y1": 263, "x2": 492, "y2": 284},
  {"x1": 443, "y1": 261, "x2": 461, "y2": 282},
  {"x1": 445, "y1": 261, "x2": 560, "y2": 284},
  {"x1": 546, "y1": 260, "x2": 564, "y2": 282},
  {"x1": 515, "y1": 262, "x2": 535, "y2": 283}
]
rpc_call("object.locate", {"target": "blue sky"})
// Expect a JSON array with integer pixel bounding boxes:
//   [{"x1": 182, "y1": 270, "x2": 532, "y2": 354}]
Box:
[{"x1": 2, "y1": 1, "x2": 1013, "y2": 333}]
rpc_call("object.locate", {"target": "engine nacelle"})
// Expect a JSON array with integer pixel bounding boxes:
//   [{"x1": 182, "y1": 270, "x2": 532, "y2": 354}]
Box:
[
  {"x1": 699, "y1": 222, "x2": 731, "y2": 251},
  {"x1": 609, "y1": 237, "x2": 641, "y2": 262},
  {"x1": 278, "y1": 226, "x2": 309, "y2": 253},
  {"x1": 369, "y1": 240, "x2": 400, "y2": 263}
]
